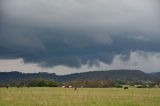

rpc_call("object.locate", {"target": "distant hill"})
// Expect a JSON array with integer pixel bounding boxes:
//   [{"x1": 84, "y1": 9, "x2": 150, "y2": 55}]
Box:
[
  {"x1": 0, "y1": 71, "x2": 58, "y2": 83},
  {"x1": 150, "y1": 72, "x2": 160, "y2": 77},
  {"x1": 0, "y1": 70, "x2": 159, "y2": 83},
  {"x1": 59, "y1": 70, "x2": 158, "y2": 81}
]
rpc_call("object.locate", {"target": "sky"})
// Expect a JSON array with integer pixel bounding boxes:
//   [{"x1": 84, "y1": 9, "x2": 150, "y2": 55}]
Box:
[{"x1": 0, "y1": 0, "x2": 160, "y2": 75}]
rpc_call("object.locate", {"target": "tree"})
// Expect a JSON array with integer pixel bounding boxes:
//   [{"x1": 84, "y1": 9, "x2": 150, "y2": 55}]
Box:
[{"x1": 27, "y1": 78, "x2": 59, "y2": 87}]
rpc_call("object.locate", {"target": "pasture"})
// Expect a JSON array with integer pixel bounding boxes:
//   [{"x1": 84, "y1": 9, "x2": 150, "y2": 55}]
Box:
[{"x1": 0, "y1": 88, "x2": 159, "y2": 106}]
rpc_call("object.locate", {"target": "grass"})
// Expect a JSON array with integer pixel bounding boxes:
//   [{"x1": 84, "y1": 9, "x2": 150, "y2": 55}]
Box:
[{"x1": 0, "y1": 87, "x2": 160, "y2": 106}]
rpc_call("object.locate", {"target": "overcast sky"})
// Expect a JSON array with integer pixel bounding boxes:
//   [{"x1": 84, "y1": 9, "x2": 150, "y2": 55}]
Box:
[{"x1": 0, "y1": 0, "x2": 160, "y2": 75}]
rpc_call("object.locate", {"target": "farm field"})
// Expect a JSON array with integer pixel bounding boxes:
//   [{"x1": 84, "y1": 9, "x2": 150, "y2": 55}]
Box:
[{"x1": 0, "y1": 87, "x2": 160, "y2": 106}]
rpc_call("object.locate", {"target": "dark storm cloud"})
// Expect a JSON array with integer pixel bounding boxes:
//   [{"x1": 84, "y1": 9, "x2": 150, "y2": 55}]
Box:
[
  {"x1": 0, "y1": 0, "x2": 160, "y2": 68},
  {"x1": 0, "y1": 24, "x2": 114, "y2": 67}
]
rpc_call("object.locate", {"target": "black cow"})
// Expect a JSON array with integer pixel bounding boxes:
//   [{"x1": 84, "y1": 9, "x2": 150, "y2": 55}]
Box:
[{"x1": 124, "y1": 87, "x2": 128, "y2": 89}]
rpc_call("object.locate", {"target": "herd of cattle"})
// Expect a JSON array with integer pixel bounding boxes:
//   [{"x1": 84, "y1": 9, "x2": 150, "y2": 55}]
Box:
[
  {"x1": 5, "y1": 85, "x2": 128, "y2": 90},
  {"x1": 61, "y1": 86, "x2": 73, "y2": 88},
  {"x1": 61, "y1": 86, "x2": 128, "y2": 90}
]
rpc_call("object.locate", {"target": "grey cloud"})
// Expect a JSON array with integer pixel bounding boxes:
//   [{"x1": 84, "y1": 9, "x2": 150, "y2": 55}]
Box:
[
  {"x1": 1, "y1": 0, "x2": 159, "y2": 30},
  {"x1": 0, "y1": 29, "x2": 45, "y2": 52},
  {"x1": 0, "y1": 0, "x2": 160, "y2": 68},
  {"x1": 128, "y1": 36, "x2": 150, "y2": 42}
]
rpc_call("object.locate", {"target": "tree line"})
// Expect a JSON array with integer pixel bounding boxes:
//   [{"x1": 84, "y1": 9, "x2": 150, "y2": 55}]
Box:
[
  {"x1": 63, "y1": 79, "x2": 160, "y2": 88},
  {"x1": 0, "y1": 78, "x2": 159, "y2": 88},
  {"x1": 0, "y1": 78, "x2": 59, "y2": 87}
]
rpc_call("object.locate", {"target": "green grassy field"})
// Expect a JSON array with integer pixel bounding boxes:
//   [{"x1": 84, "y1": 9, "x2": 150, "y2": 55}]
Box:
[{"x1": 0, "y1": 87, "x2": 159, "y2": 106}]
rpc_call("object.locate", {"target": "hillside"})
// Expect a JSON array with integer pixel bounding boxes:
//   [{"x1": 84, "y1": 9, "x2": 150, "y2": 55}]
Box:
[
  {"x1": 58, "y1": 70, "x2": 158, "y2": 81},
  {"x1": 150, "y1": 72, "x2": 160, "y2": 77},
  {"x1": 0, "y1": 70, "x2": 159, "y2": 83}
]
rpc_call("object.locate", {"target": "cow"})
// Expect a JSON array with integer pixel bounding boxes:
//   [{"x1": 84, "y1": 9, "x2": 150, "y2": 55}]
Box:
[
  {"x1": 69, "y1": 86, "x2": 73, "y2": 88},
  {"x1": 62, "y1": 86, "x2": 66, "y2": 88},
  {"x1": 124, "y1": 87, "x2": 128, "y2": 89},
  {"x1": 74, "y1": 87, "x2": 77, "y2": 91}
]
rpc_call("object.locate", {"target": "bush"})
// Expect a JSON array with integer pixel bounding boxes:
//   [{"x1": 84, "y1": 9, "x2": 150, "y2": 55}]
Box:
[{"x1": 27, "y1": 78, "x2": 59, "y2": 87}]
